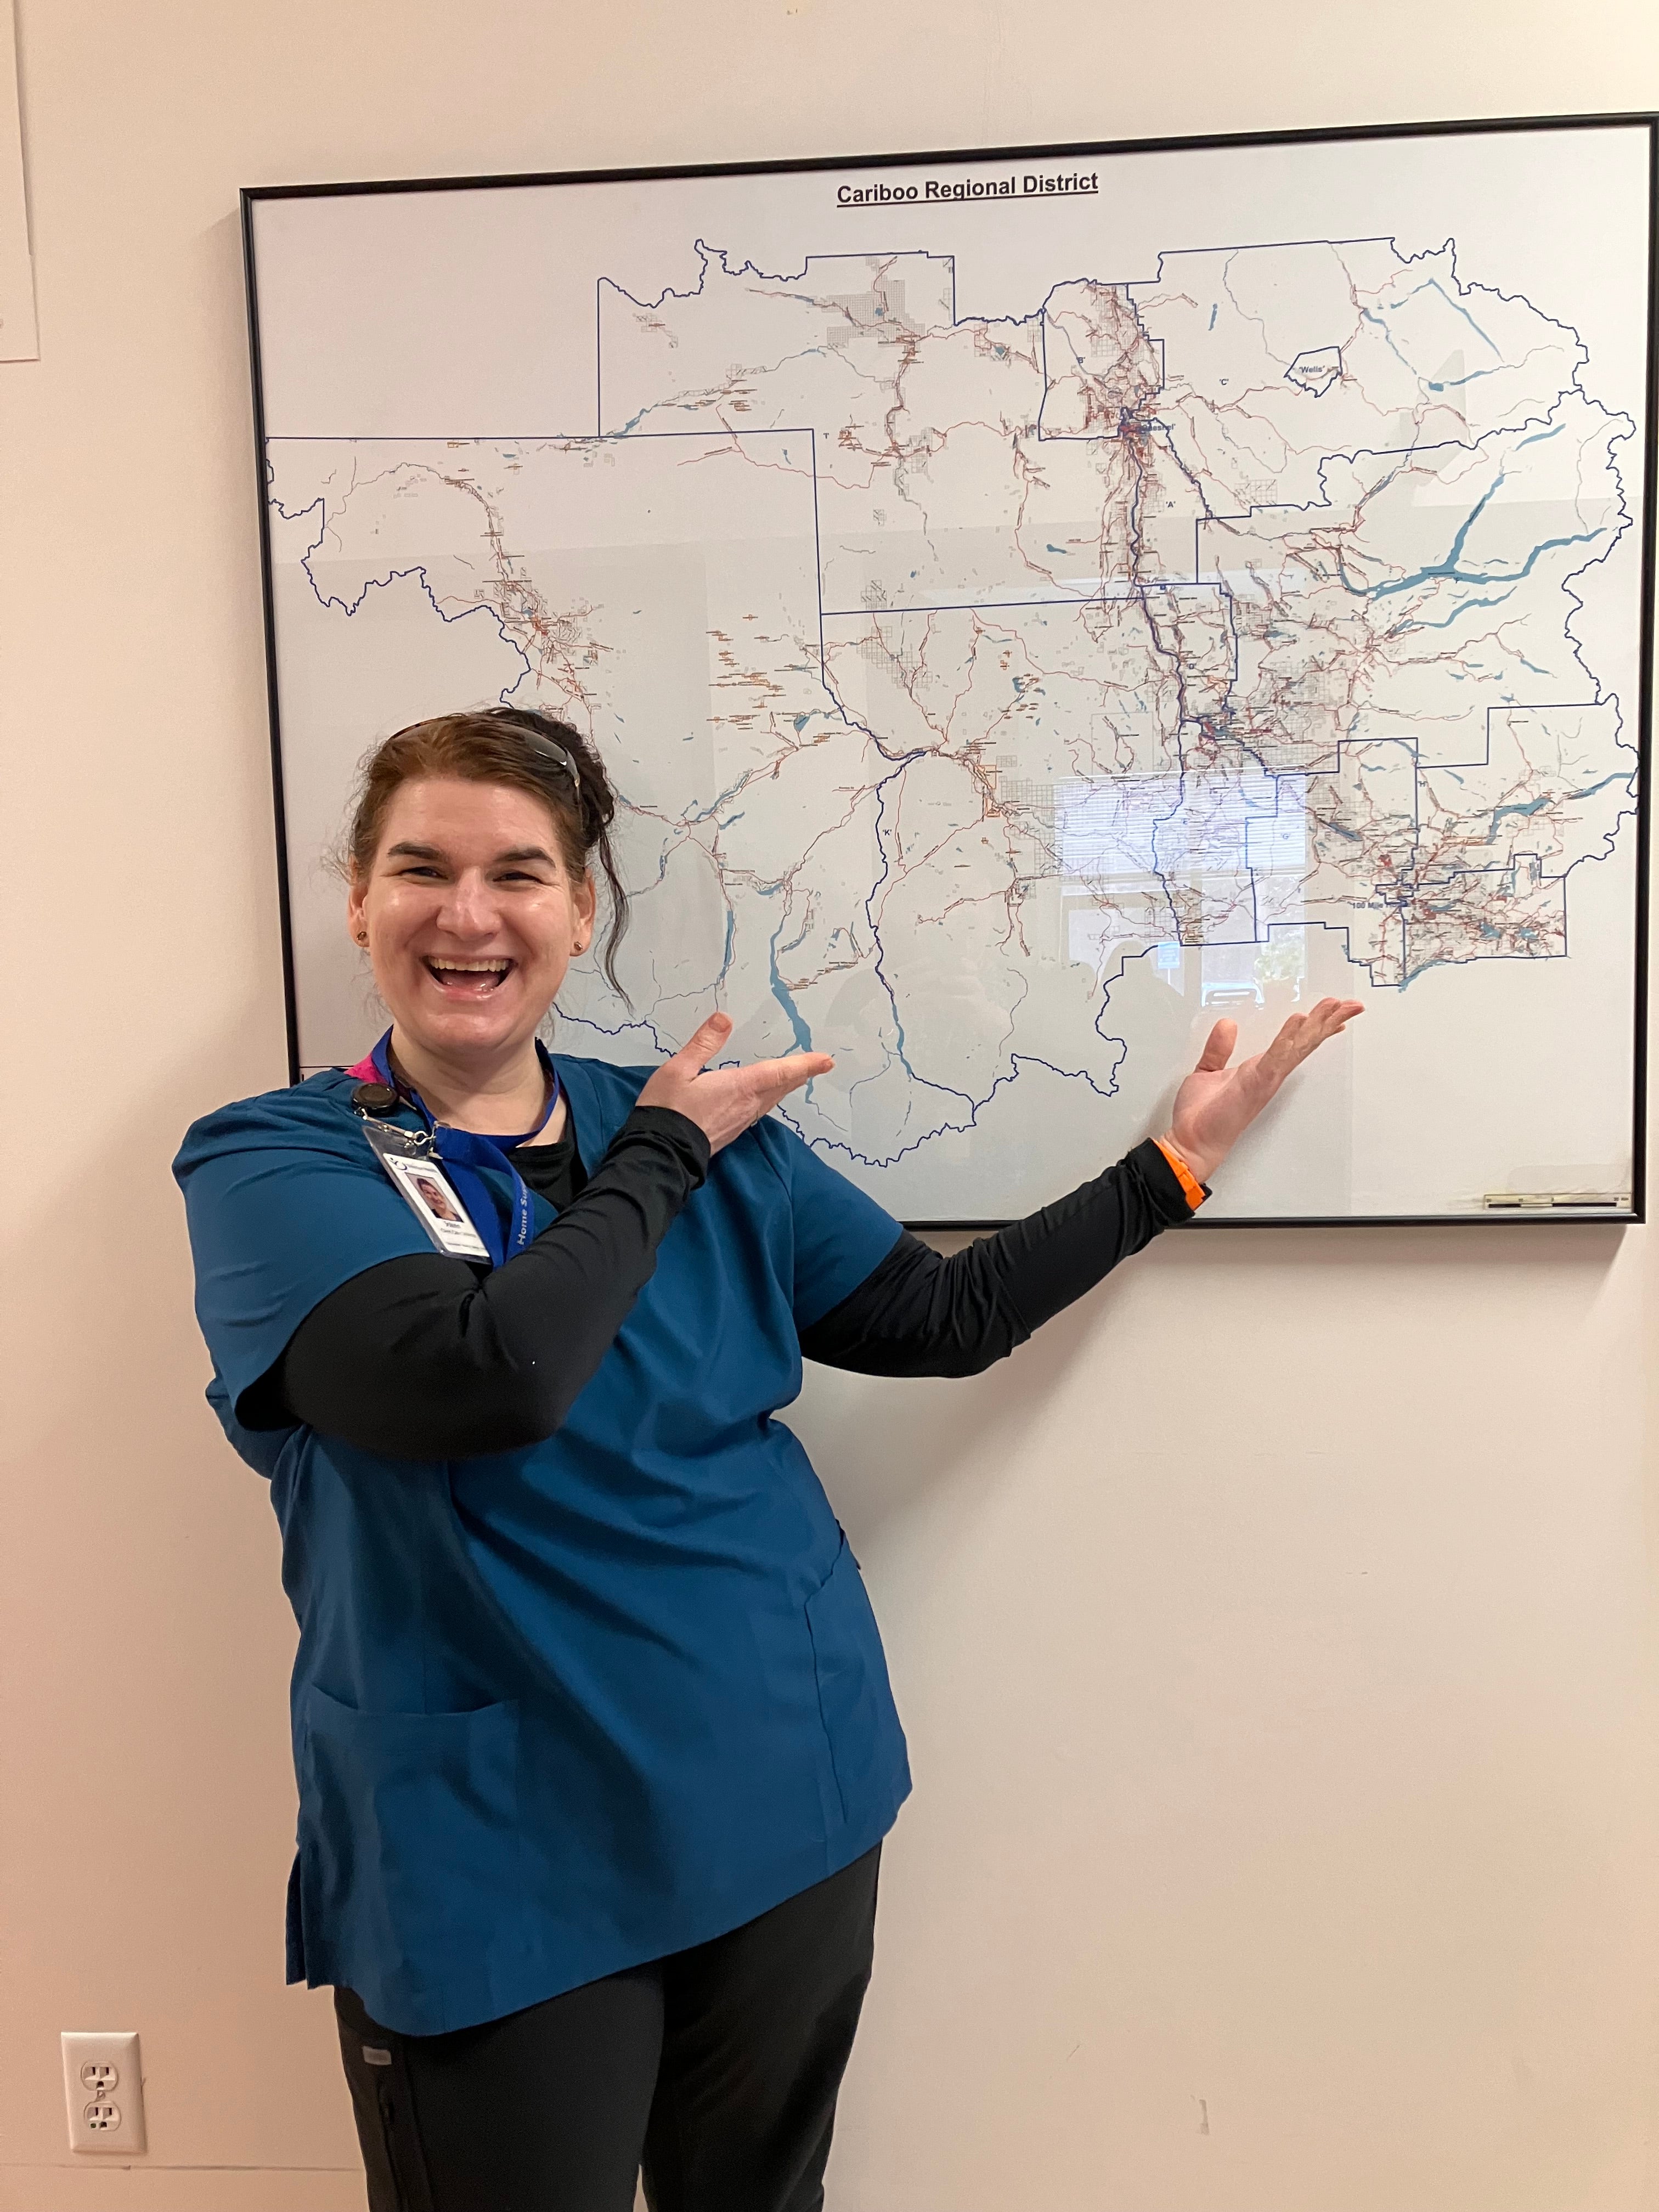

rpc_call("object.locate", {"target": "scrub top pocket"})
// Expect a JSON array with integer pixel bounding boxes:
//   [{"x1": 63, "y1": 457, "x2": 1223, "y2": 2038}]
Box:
[
  {"x1": 805, "y1": 1538, "x2": 909, "y2": 1831},
  {"x1": 300, "y1": 1688, "x2": 532, "y2": 2021}
]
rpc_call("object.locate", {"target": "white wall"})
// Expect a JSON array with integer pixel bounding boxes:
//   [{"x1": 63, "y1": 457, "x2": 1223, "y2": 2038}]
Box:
[{"x1": 3, "y1": 4, "x2": 1656, "y2": 2207}]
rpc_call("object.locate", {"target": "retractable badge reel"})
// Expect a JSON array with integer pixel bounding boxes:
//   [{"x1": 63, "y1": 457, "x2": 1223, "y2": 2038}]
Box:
[{"x1": 353, "y1": 1080, "x2": 491, "y2": 1262}]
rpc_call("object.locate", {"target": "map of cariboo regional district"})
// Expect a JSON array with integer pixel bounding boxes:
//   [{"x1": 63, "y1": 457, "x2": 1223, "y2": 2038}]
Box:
[{"x1": 271, "y1": 228, "x2": 1637, "y2": 1190}]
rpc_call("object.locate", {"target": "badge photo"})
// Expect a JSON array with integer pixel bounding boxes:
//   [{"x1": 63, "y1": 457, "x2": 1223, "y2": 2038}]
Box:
[{"x1": 378, "y1": 1148, "x2": 490, "y2": 1261}]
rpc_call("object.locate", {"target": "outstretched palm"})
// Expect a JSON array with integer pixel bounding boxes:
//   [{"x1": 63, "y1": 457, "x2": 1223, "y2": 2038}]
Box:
[{"x1": 1164, "y1": 997, "x2": 1364, "y2": 1184}]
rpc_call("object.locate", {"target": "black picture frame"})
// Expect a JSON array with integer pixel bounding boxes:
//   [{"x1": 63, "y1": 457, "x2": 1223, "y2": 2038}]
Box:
[{"x1": 242, "y1": 110, "x2": 1658, "y2": 1230}]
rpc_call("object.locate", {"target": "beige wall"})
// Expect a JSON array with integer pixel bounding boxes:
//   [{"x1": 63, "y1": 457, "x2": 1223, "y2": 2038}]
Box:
[{"x1": 3, "y1": 3, "x2": 1658, "y2": 2206}]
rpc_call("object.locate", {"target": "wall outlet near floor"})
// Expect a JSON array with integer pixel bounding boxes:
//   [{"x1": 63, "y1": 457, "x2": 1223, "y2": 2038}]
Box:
[{"x1": 61, "y1": 2032, "x2": 145, "y2": 2154}]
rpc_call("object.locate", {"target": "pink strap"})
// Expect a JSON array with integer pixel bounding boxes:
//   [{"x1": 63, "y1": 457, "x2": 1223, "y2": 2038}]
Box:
[{"x1": 343, "y1": 1053, "x2": 380, "y2": 1081}]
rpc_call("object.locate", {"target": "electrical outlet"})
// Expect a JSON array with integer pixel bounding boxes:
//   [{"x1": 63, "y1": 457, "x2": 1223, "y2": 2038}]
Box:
[{"x1": 61, "y1": 2033, "x2": 145, "y2": 2155}]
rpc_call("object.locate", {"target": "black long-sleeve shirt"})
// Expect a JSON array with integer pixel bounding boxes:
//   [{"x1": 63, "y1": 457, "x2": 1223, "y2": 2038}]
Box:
[{"x1": 246, "y1": 1107, "x2": 1197, "y2": 1460}]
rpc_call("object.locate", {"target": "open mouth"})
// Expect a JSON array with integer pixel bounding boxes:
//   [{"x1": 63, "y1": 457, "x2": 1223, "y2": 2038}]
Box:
[{"x1": 423, "y1": 957, "x2": 515, "y2": 998}]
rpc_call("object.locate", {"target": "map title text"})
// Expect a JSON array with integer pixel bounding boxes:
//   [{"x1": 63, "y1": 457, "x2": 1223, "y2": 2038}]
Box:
[{"x1": 837, "y1": 170, "x2": 1100, "y2": 208}]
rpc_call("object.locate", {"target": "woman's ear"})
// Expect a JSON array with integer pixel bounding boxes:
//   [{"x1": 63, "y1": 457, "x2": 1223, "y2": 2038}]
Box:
[
  {"x1": 346, "y1": 876, "x2": 370, "y2": 949},
  {"x1": 574, "y1": 868, "x2": 599, "y2": 950}
]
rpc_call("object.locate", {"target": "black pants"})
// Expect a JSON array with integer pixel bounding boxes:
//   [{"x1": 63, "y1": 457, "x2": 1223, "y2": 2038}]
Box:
[{"x1": 335, "y1": 1846, "x2": 881, "y2": 2212}]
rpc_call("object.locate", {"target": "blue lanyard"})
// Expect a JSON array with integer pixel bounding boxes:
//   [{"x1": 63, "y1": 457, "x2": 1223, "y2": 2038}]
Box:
[{"x1": 369, "y1": 1029, "x2": 562, "y2": 1269}]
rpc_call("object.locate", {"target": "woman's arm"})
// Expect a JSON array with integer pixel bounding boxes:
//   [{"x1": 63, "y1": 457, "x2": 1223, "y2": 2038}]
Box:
[
  {"x1": 804, "y1": 996, "x2": 1367, "y2": 1379},
  {"x1": 257, "y1": 1014, "x2": 828, "y2": 1458},
  {"x1": 800, "y1": 1138, "x2": 1194, "y2": 1378},
  {"x1": 245, "y1": 1108, "x2": 709, "y2": 1458}
]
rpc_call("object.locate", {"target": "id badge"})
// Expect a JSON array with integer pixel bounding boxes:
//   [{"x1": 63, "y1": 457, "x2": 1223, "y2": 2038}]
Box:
[{"x1": 361, "y1": 1122, "x2": 490, "y2": 1261}]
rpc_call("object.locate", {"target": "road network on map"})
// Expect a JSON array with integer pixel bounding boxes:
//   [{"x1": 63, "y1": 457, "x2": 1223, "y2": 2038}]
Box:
[{"x1": 270, "y1": 234, "x2": 1636, "y2": 1172}]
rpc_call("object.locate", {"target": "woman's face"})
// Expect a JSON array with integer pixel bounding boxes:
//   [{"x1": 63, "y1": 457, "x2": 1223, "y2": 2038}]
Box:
[{"x1": 347, "y1": 776, "x2": 596, "y2": 1066}]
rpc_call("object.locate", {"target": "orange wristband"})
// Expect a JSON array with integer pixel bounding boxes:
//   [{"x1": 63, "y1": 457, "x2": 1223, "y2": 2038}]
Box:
[{"x1": 1154, "y1": 1137, "x2": 1206, "y2": 1212}]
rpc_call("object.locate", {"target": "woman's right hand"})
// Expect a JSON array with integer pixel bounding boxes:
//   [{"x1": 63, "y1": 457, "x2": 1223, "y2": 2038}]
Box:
[{"x1": 637, "y1": 1013, "x2": 834, "y2": 1154}]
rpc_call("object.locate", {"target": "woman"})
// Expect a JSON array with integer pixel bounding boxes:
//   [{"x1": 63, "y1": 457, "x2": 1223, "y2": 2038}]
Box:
[{"x1": 176, "y1": 706, "x2": 1360, "y2": 2212}]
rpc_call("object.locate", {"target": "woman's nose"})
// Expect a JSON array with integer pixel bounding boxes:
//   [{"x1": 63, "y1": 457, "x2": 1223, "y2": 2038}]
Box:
[{"x1": 435, "y1": 873, "x2": 501, "y2": 935}]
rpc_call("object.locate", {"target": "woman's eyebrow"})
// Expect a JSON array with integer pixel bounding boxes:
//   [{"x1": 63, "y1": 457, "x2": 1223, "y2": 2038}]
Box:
[{"x1": 383, "y1": 841, "x2": 557, "y2": 866}]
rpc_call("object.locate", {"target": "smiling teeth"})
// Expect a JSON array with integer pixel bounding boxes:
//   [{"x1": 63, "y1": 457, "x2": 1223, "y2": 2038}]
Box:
[{"x1": 430, "y1": 959, "x2": 510, "y2": 972}]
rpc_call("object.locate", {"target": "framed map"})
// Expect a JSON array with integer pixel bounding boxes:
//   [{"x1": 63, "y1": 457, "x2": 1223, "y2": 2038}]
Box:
[{"x1": 244, "y1": 115, "x2": 1655, "y2": 1226}]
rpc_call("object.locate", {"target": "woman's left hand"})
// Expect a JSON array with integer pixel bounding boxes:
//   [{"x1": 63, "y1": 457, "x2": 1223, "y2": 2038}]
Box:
[{"x1": 1159, "y1": 997, "x2": 1364, "y2": 1186}]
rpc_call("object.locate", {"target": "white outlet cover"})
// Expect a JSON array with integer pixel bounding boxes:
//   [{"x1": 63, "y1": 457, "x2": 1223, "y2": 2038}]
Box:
[{"x1": 61, "y1": 2032, "x2": 145, "y2": 2155}]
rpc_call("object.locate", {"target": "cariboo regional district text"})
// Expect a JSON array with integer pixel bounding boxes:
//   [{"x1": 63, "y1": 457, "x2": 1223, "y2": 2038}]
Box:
[{"x1": 837, "y1": 171, "x2": 1101, "y2": 206}]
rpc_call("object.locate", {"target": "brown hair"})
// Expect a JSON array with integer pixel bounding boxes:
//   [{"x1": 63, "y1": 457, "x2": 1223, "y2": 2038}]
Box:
[{"x1": 345, "y1": 706, "x2": 630, "y2": 995}]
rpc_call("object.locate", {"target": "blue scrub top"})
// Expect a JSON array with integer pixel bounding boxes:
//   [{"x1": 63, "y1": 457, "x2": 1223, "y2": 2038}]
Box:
[{"x1": 174, "y1": 1054, "x2": 911, "y2": 2035}]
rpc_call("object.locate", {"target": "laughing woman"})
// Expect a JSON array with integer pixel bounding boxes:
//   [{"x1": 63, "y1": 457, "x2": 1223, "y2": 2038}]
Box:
[{"x1": 176, "y1": 707, "x2": 1359, "y2": 2212}]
